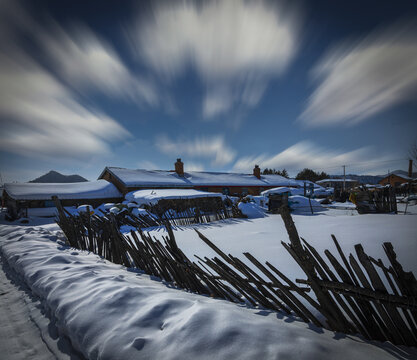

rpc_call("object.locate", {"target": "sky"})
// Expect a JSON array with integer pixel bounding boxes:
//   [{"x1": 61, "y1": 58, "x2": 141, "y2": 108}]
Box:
[{"x1": 0, "y1": 0, "x2": 417, "y2": 183}]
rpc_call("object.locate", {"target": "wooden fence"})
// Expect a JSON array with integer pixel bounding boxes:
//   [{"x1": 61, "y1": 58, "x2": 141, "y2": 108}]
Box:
[
  {"x1": 144, "y1": 197, "x2": 243, "y2": 226},
  {"x1": 54, "y1": 198, "x2": 417, "y2": 346},
  {"x1": 353, "y1": 186, "x2": 398, "y2": 214},
  {"x1": 279, "y1": 205, "x2": 416, "y2": 345}
]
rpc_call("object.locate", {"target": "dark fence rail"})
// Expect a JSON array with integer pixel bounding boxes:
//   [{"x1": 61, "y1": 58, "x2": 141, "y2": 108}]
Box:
[
  {"x1": 144, "y1": 197, "x2": 244, "y2": 226},
  {"x1": 53, "y1": 197, "x2": 417, "y2": 346}
]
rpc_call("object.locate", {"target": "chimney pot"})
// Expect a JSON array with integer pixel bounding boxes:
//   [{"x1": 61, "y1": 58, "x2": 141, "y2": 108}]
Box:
[
  {"x1": 175, "y1": 158, "x2": 184, "y2": 177},
  {"x1": 253, "y1": 165, "x2": 261, "y2": 179}
]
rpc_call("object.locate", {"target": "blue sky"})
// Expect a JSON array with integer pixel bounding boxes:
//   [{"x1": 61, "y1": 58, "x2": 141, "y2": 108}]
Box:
[{"x1": 1, "y1": 0, "x2": 416, "y2": 182}]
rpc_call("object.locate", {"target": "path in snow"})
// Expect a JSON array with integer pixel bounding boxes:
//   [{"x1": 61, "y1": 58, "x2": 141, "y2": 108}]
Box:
[{"x1": 0, "y1": 252, "x2": 84, "y2": 360}]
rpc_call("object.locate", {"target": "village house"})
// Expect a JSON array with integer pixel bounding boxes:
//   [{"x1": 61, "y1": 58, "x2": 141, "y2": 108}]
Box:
[
  {"x1": 99, "y1": 159, "x2": 299, "y2": 197},
  {"x1": 3, "y1": 180, "x2": 123, "y2": 219},
  {"x1": 316, "y1": 178, "x2": 359, "y2": 191},
  {"x1": 378, "y1": 172, "x2": 416, "y2": 188}
]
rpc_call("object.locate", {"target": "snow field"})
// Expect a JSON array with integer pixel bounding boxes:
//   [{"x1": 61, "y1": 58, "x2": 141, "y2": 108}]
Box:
[{"x1": 0, "y1": 204, "x2": 416, "y2": 359}]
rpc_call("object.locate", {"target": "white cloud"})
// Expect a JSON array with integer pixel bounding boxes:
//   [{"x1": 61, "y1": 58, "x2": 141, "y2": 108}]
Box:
[
  {"x1": 202, "y1": 86, "x2": 234, "y2": 118},
  {"x1": 155, "y1": 135, "x2": 236, "y2": 166},
  {"x1": 299, "y1": 23, "x2": 417, "y2": 127},
  {"x1": 0, "y1": 50, "x2": 130, "y2": 159},
  {"x1": 137, "y1": 160, "x2": 159, "y2": 170},
  {"x1": 184, "y1": 161, "x2": 205, "y2": 172},
  {"x1": 132, "y1": 0, "x2": 299, "y2": 118},
  {"x1": 39, "y1": 22, "x2": 158, "y2": 107},
  {"x1": 232, "y1": 141, "x2": 390, "y2": 174}
]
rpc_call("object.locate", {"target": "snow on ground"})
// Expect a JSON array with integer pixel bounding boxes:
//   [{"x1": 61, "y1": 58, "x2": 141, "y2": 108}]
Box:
[
  {"x1": 1, "y1": 205, "x2": 417, "y2": 359},
  {"x1": 146, "y1": 206, "x2": 417, "y2": 298},
  {"x1": 0, "y1": 250, "x2": 83, "y2": 360},
  {"x1": 322, "y1": 201, "x2": 357, "y2": 210}
]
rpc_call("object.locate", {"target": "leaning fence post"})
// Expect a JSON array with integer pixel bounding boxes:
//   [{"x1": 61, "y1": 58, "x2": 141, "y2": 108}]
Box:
[{"x1": 279, "y1": 205, "x2": 351, "y2": 333}]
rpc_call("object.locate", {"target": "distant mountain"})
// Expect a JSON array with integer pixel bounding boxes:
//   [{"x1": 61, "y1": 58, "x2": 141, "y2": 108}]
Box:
[
  {"x1": 29, "y1": 170, "x2": 88, "y2": 183},
  {"x1": 329, "y1": 174, "x2": 383, "y2": 184}
]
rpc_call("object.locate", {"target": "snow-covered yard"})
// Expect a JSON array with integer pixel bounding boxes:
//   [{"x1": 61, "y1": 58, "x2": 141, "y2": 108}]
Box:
[
  {"x1": 159, "y1": 206, "x2": 417, "y2": 286},
  {"x1": 0, "y1": 204, "x2": 416, "y2": 359}
]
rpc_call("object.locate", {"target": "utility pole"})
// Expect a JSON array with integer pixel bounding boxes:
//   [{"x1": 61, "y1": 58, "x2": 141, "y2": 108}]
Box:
[
  {"x1": 343, "y1": 165, "x2": 346, "y2": 192},
  {"x1": 404, "y1": 159, "x2": 413, "y2": 215}
]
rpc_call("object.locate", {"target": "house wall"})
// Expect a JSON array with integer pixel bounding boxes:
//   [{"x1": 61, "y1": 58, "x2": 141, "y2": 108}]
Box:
[
  {"x1": 193, "y1": 185, "x2": 277, "y2": 196},
  {"x1": 379, "y1": 174, "x2": 409, "y2": 187},
  {"x1": 4, "y1": 189, "x2": 123, "y2": 219},
  {"x1": 3, "y1": 192, "x2": 18, "y2": 218},
  {"x1": 100, "y1": 170, "x2": 127, "y2": 194},
  {"x1": 319, "y1": 181, "x2": 357, "y2": 190},
  {"x1": 114, "y1": 185, "x2": 280, "y2": 197}
]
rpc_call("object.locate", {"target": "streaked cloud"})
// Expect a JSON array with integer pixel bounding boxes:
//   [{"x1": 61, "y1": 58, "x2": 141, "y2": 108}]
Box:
[
  {"x1": 132, "y1": 0, "x2": 300, "y2": 118},
  {"x1": 155, "y1": 135, "x2": 236, "y2": 166},
  {"x1": 232, "y1": 141, "x2": 390, "y2": 174},
  {"x1": 0, "y1": 1, "x2": 135, "y2": 161},
  {"x1": 40, "y1": 23, "x2": 159, "y2": 107},
  {"x1": 299, "y1": 22, "x2": 417, "y2": 127},
  {"x1": 0, "y1": 50, "x2": 130, "y2": 159}
]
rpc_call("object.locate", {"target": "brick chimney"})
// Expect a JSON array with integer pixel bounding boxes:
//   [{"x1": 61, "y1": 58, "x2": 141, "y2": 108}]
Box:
[
  {"x1": 175, "y1": 158, "x2": 184, "y2": 176},
  {"x1": 409, "y1": 159, "x2": 413, "y2": 178},
  {"x1": 253, "y1": 165, "x2": 261, "y2": 179}
]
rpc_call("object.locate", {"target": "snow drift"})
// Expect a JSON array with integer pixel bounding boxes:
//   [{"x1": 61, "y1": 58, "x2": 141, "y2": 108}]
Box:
[{"x1": 0, "y1": 223, "x2": 408, "y2": 360}]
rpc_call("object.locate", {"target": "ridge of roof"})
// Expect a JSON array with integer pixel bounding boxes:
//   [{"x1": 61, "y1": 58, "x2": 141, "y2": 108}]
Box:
[{"x1": 101, "y1": 166, "x2": 293, "y2": 187}]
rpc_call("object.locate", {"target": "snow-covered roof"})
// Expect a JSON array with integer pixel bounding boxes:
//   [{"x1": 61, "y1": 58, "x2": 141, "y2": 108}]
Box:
[
  {"x1": 294, "y1": 180, "x2": 325, "y2": 189},
  {"x1": 261, "y1": 175, "x2": 300, "y2": 187},
  {"x1": 4, "y1": 180, "x2": 122, "y2": 200},
  {"x1": 364, "y1": 184, "x2": 384, "y2": 188},
  {"x1": 316, "y1": 178, "x2": 357, "y2": 183},
  {"x1": 101, "y1": 167, "x2": 298, "y2": 188},
  {"x1": 261, "y1": 187, "x2": 292, "y2": 196},
  {"x1": 125, "y1": 189, "x2": 223, "y2": 206},
  {"x1": 261, "y1": 187, "x2": 307, "y2": 197}
]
